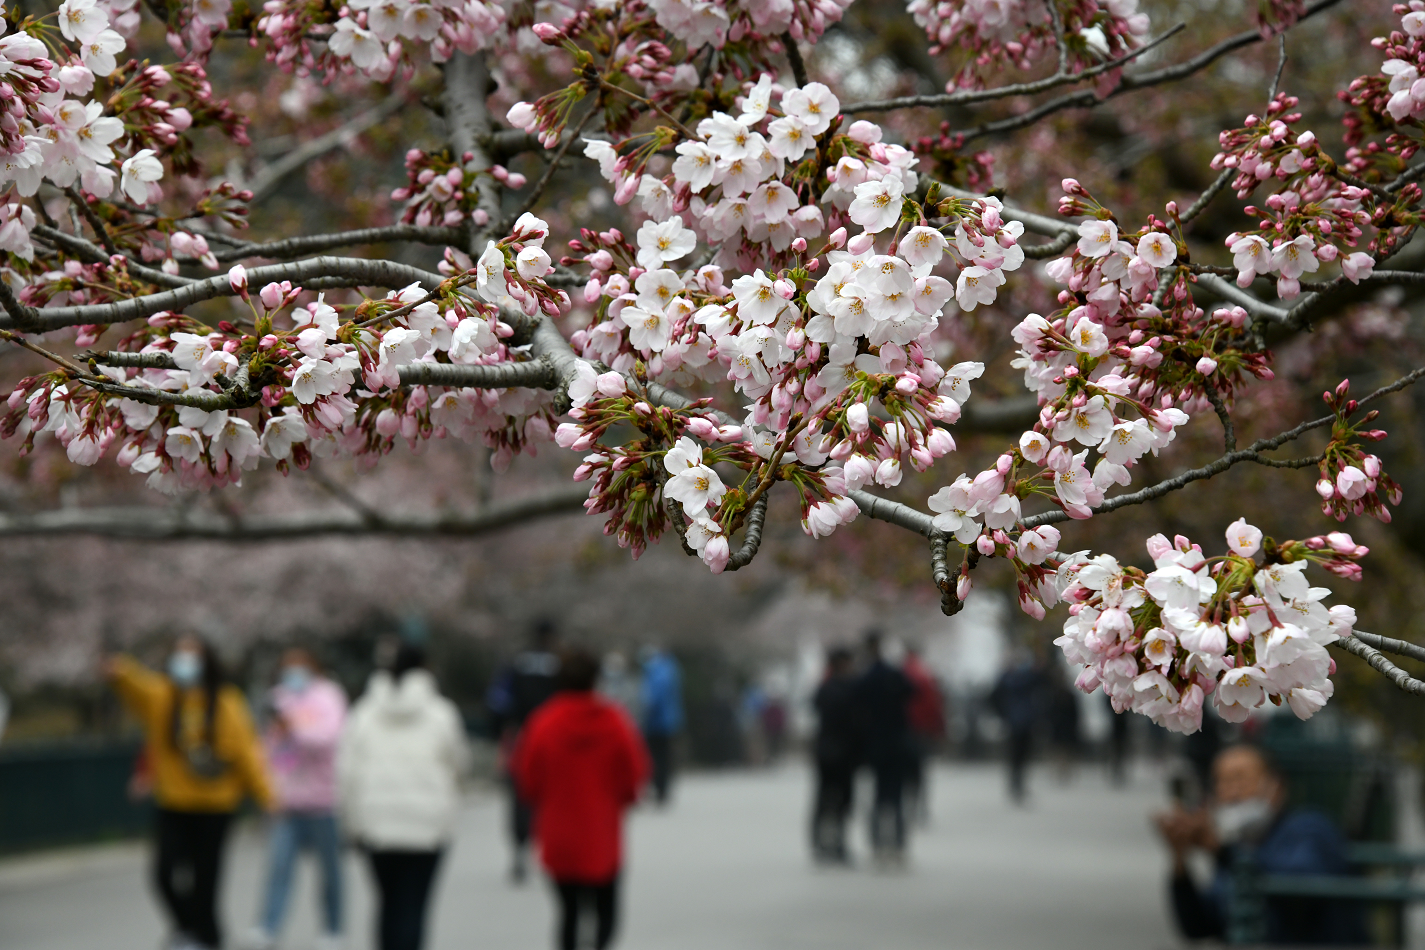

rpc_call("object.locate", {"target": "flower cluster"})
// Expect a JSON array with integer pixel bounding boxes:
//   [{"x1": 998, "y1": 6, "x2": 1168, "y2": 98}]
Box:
[
  {"x1": 551, "y1": 82, "x2": 1023, "y2": 553},
  {"x1": 646, "y1": 0, "x2": 857, "y2": 49},
  {"x1": 1211, "y1": 95, "x2": 1381, "y2": 298},
  {"x1": 251, "y1": 0, "x2": 504, "y2": 80},
  {"x1": 391, "y1": 148, "x2": 524, "y2": 229},
  {"x1": 0, "y1": 214, "x2": 580, "y2": 490},
  {"x1": 1055, "y1": 520, "x2": 1361, "y2": 734},
  {"x1": 905, "y1": 0, "x2": 1149, "y2": 90},
  {"x1": 1313, "y1": 379, "x2": 1402, "y2": 524}
]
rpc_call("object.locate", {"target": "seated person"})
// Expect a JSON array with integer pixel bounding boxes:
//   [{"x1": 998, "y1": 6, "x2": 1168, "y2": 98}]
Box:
[{"x1": 1154, "y1": 743, "x2": 1363, "y2": 945}]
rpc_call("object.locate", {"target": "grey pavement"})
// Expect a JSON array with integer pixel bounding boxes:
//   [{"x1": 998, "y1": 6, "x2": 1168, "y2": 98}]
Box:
[{"x1": 0, "y1": 760, "x2": 1182, "y2": 950}]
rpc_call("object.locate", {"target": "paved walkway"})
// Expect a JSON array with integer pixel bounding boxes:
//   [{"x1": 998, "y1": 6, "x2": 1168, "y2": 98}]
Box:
[{"x1": 0, "y1": 761, "x2": 1180, "y2": 950}]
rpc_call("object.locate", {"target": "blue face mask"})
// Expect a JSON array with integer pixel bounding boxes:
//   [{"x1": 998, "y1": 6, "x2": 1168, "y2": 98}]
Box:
[
  {"x1": 281, "y1": 666, "x2": 312, "y2": 693},
  {"x1": 168, "y1": 650, "x2": 203, "y2": 687}
]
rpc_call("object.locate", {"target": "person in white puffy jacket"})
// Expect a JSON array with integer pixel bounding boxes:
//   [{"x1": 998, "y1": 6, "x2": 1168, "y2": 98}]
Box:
[{"x1": 338, "y1": 643, "x2": 469, "y2": 950}]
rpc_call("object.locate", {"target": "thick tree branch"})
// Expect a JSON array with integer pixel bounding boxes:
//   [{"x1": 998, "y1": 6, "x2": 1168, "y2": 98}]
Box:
[
  {"x1": 0, "y1": 486, "x2": 591, "y2": 540},
  {"x1": 1333, "y1": 634, "x2": 1425, "y2": 696},
  {"x1": 443, "y1": 52, "x2": 502, "y2": 255},
  {"x1": 397, "y1": 358, "x2": 558, "y2": 390},
  {"x1": 0, "y1": 257, "x2": 443, "y2": 332},
  {"x1": 1352, "y1": 631, "x2": 1425, "y2": 665},
  {"x1": 724, "y1": 492, "x2": 769, "y2": 571}
]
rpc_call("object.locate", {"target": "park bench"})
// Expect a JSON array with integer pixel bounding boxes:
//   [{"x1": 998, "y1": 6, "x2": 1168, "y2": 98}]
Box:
[{"x1": 1226, "y1": 843, "x2": 1425, "y2": 945}]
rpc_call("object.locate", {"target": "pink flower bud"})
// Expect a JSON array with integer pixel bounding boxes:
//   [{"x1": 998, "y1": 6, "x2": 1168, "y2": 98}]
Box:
[
  {"x1": 791, "y1": 237, "x2": 808, "y2": 252},
  {"x1": 847, "y1": 231, "x2": 875, "y2": 255},
  {"x1": 956, "y1": 573, "x2": 972, "y2": 600},
  {"x1": 773, "y1": 279, "x2": 795, "y2": 299},
  {"x1": 828, "y1": 227, "x2": 847, "y2": 249},
  {"x1": 1196, "y1": 356, "x2": 1218, "y2": 375},
  {"x1": 976, "y1": 533, "x2": 996, "y2": 556},
  {"x1": 228, "y1": 264, "x2": 248, "y2": 297},
  {"x1": 259, "y1": 282, "x2": 284, "y2": 310}
]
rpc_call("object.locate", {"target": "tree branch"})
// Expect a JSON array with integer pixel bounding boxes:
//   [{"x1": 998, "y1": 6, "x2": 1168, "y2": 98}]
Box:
[
  {"x1": 724, "y1": 491, "x2": 769, "y2": 571},
  {"x1": 0, "y1": 486, "x2": 591, "y2": 540},
  {"x1": 1, "y1": 257, "x2": 443, "y2": 332},
  {"x1": 34, "y1": 224, "x2": 193, "y2": 289},
  {"x1": 1352, "y1": 631, "x2": 1425, "y2": 665},
  {"x1": 443, "y1": 52, "x2": 502, "y2": 255},
  {"x1": 205, "y1": 225, "x2": 464, "y2": 264},
  {"x1": 938, "y1": 0, "x2": 1343, "y2": 145},
  {"x1": 782, "y1": 32, "x2": 809, "y2": 87},
  {"x1": 1333, "y1": 634, "x2": 1425, "y2": 696},
  {"x1": 396, "y1": 358, "x2": 559, "y2": 390},
  {"x1": 842, "y1": 23, "x2": 1186, "y2": 114},
  {"x1": 246, "y1": 92, "x2": 408, "y2": 204}
]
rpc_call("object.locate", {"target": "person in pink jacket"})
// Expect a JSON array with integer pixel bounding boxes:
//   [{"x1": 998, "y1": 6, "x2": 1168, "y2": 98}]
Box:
[{"x1": 247, "y1": 648, "x2": 349, "y2": 950}]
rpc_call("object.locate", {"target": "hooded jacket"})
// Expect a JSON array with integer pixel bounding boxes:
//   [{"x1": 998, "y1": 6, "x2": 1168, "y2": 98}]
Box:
[
  {"x1": 515, "y1": 691, "x2": 649, "y2": 882},
  {"x1": 337, "y1": 669, "x2": 469, "y2": 850},
  {"x1": 265, "y1": 676, "x2": 347, "y2": 811}
]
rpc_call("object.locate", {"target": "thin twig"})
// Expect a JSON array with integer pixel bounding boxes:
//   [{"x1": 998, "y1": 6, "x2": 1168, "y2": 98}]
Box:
[
  {"x1": 507, "y1": 108, "x2": 597, "y2": 225},
  {"x1": 782, "y1": 31, "x2": 809, "y2": 87},
  {"x1": 941, "y1": 0, "x2": 1342, "y2": 144},
  {"x1": 1268, "y1": 34, "x2": 1288, "y2": 100},
  {"x1": 842, "y1": 23, "x2": 1186, "y2": 113},
  {"x1": 65, "y1": 186, "x2": 117, "y2": 256},
  {"x1": 1180, "y1": 168, "x2": 1235, "y2": 225},
  {"x1": 1204, "y1": 384, "x2": 1236, "y2": 451}
]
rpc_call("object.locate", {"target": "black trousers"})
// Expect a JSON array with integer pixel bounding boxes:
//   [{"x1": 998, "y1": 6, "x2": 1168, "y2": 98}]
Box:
[
  {"x1": 508, "y1": 774, "x2": 533, "y2": 851},
  {"x1": 1008, "y1": 728, "x2": 1033, "y2": 801},
  {"x1": 554, "y1": 876, "x2": 619, "y2": 950},
  {"x1": 367, "y1": 849, "x2": 443, "y2": 950},
  {"x1": 869, "y1": 758, "x2": 906, "y2": 854},
  {"x1": 153, "y1": 808, "x2": 233, "y2": 949},
  {"x1": 811, "y1": 758, "x2": 855, "y2": 860},
  {"x1": 645, "y1": 732, "x2": 674, "y2": 803}
]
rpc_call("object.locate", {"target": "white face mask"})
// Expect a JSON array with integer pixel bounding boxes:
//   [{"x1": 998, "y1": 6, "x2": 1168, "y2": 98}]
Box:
[
  {"x1": 1213, "y1": 797, "x2": 1274, "y2": 844},
  {"x1": 168, "y1": 650, "x2": 203, "y2": 687}
]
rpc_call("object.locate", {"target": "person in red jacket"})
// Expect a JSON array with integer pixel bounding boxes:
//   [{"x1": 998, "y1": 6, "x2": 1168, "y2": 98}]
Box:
[{"x1": 515, "y1": 646, "x2": 650, "y2": 950}]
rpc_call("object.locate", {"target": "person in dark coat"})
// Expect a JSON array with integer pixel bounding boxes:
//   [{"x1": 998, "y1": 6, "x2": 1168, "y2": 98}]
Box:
[
  {"x1": 515, "y1": 647, "x2": 650, "y2": 950},
  {"x1": 987, "y1": 650, "x2": 1043, "y2": 804},
  {"x1": 902, "y1": 645, "x2": 944, "y2": 824},
  {"x1": 487, "y1": 619, "x2": 560, "y2": 882},
  {"x1": 1154, "y1": 744, "x2": 1364, "y2": 945},
  {"x1": 855, "y1": 631, "x2": 914, "y2": 864},
  {"x1": 810, "y1": 647, "x2": 860, "y2": 864}
]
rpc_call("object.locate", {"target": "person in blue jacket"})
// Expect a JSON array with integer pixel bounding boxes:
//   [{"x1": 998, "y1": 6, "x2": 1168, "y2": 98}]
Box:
[
  {"x1": 1154, "y1": 743, "x2": 1364, "y2": 944},
  {"x1": 640, "y1": 646, "x2": 684, "y2": 804}
]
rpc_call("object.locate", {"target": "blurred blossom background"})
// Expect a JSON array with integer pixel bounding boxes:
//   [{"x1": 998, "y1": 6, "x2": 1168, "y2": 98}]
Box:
[{"x1": 6, "y1": 0, "x2": 1425, "y2": 946}]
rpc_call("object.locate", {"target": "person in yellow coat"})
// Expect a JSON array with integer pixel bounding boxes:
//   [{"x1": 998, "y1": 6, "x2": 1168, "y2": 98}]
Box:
[{"x1": 107, "y1": 635, "x2": 273, "y2": 950}]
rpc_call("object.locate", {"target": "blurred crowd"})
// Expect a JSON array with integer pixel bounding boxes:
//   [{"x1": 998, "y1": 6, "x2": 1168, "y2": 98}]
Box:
[
  {"x1": 103, "y1": 625, "x2": 684, "y2": 950},
  {"x1": 80, "y1": 622, "x2": 1398, "y2": 950}
]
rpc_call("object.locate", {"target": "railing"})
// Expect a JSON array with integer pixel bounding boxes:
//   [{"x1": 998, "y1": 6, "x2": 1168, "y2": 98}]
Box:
[{"x1": 0, "y1": 739, "x2": 149, "y2": 855}]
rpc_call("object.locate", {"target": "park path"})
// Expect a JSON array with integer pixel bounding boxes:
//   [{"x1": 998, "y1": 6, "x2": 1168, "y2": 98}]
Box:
[{"x1": 0, "y1": 760, "x2": 1179, "y2": 950}]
